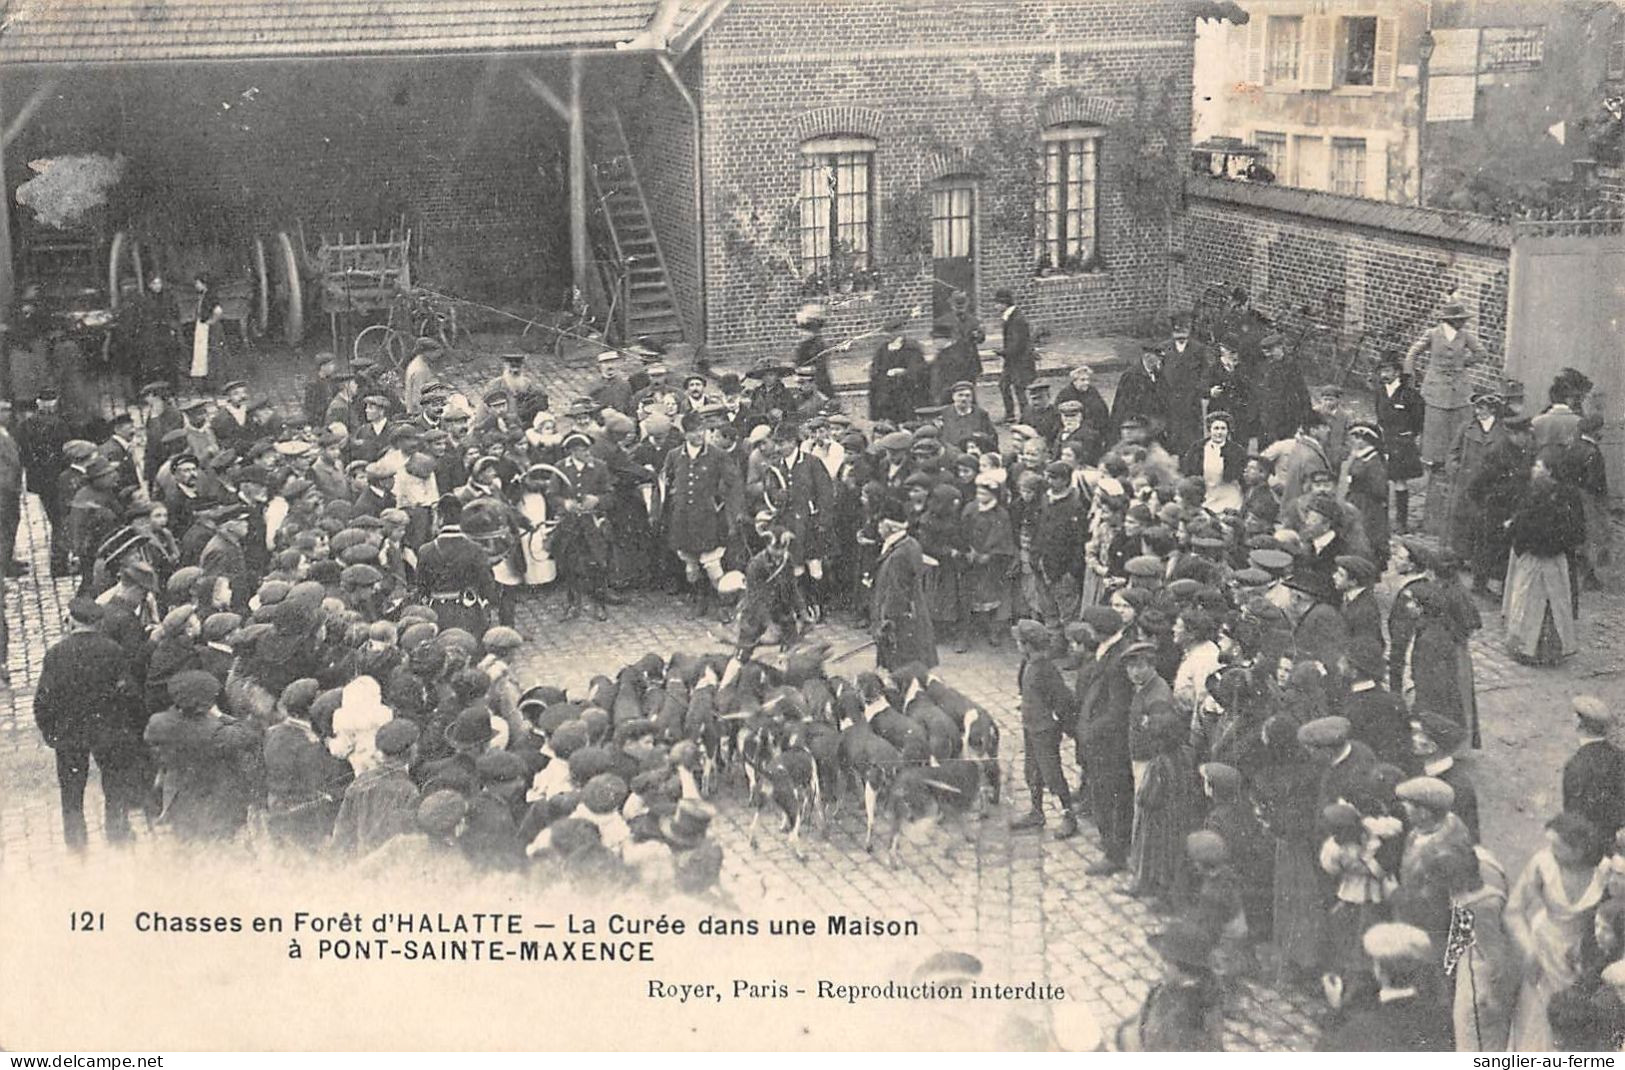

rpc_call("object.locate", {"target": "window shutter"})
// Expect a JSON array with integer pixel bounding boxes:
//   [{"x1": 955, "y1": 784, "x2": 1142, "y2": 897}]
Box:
[
  {"x1": 1366, "y1": 139, "x2": 1388, "y2": 199},
  {"x1": 1303, "y1": 15, "x2": 1335, "y2": 90},
  {"x1": 1245, "y1": 16, "x2": 1266, "y2": 86},
  {"x1": 1372, "y1": 16, "x2": 1399, "y2": 88}
]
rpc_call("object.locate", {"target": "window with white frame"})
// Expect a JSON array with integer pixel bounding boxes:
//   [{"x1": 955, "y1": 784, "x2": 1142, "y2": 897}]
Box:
[
  {"x1": 799, "y1": 135, "x2": 875, "y2": 287},
  {"x1": 1266, "y1": 16, "x2": 1304, "y2": 86},
  {"x1": 1035, "y1": 123, "x2": 1101, "y2": 275},
  {"x1": 1331, "y1": 137, "x2": 1367, "y2": 196}
]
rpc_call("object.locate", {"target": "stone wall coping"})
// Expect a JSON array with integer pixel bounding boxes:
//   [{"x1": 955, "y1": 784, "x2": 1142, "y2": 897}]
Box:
[{"x1": 1185, "y1": 175, "x2": 1514, "y2": 252}]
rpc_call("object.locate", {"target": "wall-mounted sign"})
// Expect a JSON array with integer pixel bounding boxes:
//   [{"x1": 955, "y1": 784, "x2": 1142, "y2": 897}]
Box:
[
  {"x1": 1428, "y1": 28, "x2": 1481, "y2": 75},
  {"x1": 1481, "y1": 26, "x2": 1544, "y2": 72},
  {"x1": 1427, "y1": 74, "x2": 1477, "y2": 122}
]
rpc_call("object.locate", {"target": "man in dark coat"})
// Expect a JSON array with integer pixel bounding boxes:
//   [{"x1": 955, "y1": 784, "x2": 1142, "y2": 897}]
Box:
[
  {"x1": 1032, "y1": 461, "x2": 1089, "y2": 625},
  {"x1": 1078, "y1": 610, "x2": 1136, "y2": 874},
  {"x1": 68, "y1": 457, "x2": 122, "y2": 595},
  {"x1": 99, "y1": 411, "x2": 141, "y2": 493},
  {"x1": 1317, "y1": 923, "x2": 1454, "y2": 1051},
  {"x1": 17, "y1": 390, "x2": 73, "y2": 575},
  {"x1": 938, "y1": 380, "x2": 997, "y2": 451},
  {"x1": 199, "y1": 505, "x2": 253, "y2": 613},
  {"x1": 792, "y1": 304, "x2": 835, "y2": 399},
  {"x1": 210, "y1": 380, "x2": 255, "y2": 452},
  {"x1": 1373, "y1": 357, "x2": 1425, "y2": 533},
  {"x1": 1160, "y1": 314, "x2": 1209, "y2": 453},
  {"x1": 588, "y1": 351, "x2": 635, "y2": 417},
  {"x1": 139, "y1": 382, "x2": 186, "y2": 489},
  {"x1": 870, "y1": 501, "x2": 936, "y2": 669},
  {"x1": 1466, "y1": 414, "x2": 1534, "y2": 594},
  {"x1": 868, "y1": 320, "x2": 926, "y2": 424},
  {"x1": 659, "y1": 412, "x2": 744, "y2": 619},
  {"x1": 1110, "y1": 346, "x2": 1174, "y2": 443},
  {"x1": 33, "y1": 598, "x2": 142, "y2": 849},
  {"x1": 992, "y1": 288, "x2": 1034, "y2": 423},
  {"x1": 1052, "y1": 364, "x2": 1111, "y2": 449},
  {"x1": 1253, "y1": 333, "x2": 1311, "y2": 447},
  {"x1": 1562, "y1": 696, "x2": 1625, "y2": 843},
  {"x1": 1334, "y1": 554, "x2": 1385, "y2": 656},
  {"x1": 415, "y1": 499, "x2": 499, "y2": 637},
  {"x1": 1339, "y1": 637, "x2": 1411, "y2": 770},
  {"x1": 1284, "y1": 569, "x2": 1348, "y2": 675}
]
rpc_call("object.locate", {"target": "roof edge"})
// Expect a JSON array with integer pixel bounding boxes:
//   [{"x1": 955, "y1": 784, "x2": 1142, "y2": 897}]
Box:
[{"x1": 669, "y1": 0, "x2": 735, "y2": 55}]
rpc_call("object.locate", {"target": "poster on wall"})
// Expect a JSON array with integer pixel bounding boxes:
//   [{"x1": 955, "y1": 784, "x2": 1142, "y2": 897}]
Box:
[
  {"x1": 1481, "y1": 26, "x2": 1545, "y2": 73},
  {"x1": 1426, "y1": 74, "x2": 1478, "y2": 122},
  {"x1": 1427, "y1": 27, "x2": 1481, "y2": 75}
]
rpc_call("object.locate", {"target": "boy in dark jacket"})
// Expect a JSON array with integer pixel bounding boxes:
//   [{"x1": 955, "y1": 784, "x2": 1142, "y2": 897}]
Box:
[
  {"x1": 1009, "y1": 619, "x2": 1079, "y2": 839},
  {"x1": 551, "y1": 493, "x2": 611, "y2": 621}
]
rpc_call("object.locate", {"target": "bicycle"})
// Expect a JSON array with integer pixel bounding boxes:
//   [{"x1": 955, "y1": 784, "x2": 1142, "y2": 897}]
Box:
[{"x1": 352, "y1": 286, "x2": 475, "y2": 371}]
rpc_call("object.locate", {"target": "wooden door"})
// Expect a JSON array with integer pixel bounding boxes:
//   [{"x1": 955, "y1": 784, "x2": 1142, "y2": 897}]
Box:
[
  {"x1": 932, "y1": 182, "x2": 976, "y2": 329},
  {"x1": 1506, "y1": 224, "x2": 1625, "y2": 499}
]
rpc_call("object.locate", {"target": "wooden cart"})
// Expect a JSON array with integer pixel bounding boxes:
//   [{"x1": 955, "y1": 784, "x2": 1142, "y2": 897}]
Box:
[{"x1": 315, "y1": 222, "x2": 412, "y2": 353}]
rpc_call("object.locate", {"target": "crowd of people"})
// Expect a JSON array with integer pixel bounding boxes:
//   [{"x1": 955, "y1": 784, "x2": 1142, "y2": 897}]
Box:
[{"x1": 9, "y1": 285, "x2": 1621, "y2": 1052}]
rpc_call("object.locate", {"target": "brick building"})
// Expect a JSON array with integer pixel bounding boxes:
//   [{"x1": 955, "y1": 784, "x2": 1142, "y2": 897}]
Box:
[{"x1": 0, "y1": 0, "x2": 1197, "y2": 364}]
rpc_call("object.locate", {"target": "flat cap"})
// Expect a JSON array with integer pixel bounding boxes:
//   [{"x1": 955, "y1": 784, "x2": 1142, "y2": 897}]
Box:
[
  {"x1": 482, "y1": 626, "x2": 523, "y2": 652},
  {"x1": 877, "y1": 430, "x2": 914, "y2": 450},
  {"x1": 1044, "y1": 460, "x2": 1073, "y2": 480},
  {"x1": 1248, "y1": 548, "x2": 1294, "y2": 573},
  {"x1": 1011, "y1": 619, "x2": 1051, "y2": 647},
  {"x1": 169, "y1": 669, "x2": 222, "y2": 710},
  {"x1": 1078, "y1": 604, "x2": 1125, "y2": 635},
  {"x1": 341, "y1": 563, "x2": 382, "y2": 587},
  {"x1": 475, "y1": 749, "x2": 528, "y2": 784},
  {"x1": 1198, "y1": 761, "x2": 1241, "y2": 793},
  {"x1": 1396, "y1": 776, "x2": 1455, "y2": 810},
  {"x1": 582, "y1": 772, "x2": 630, "y2": 814},
  {"x1": 67, "y1": 598, "x2": 106, "y2": 625},
  {"x1": 1297, "y1": 715, "x2": 1351, "y2": 747},
  {"x1": 1122, "y1": 640, "x2": 1159, "y2": 660},
  {"x1": 1574, "y1": 695, "x2": 1614, "y2": 730},
  {"x1": 1125, "y1": 554, "x2": 1163, "y2": 578},
  {"x1": 279, "y1": 678, "x2": 320, "y2": 717},
  {"x1": 417, "y1": 790, "x2": 468, "y2": 835},
  {"x1": 201, "y1": 611, "x2": 242, "y2": 641},
  {"x1": 1412, "y1": 712, "x2": 1467, "y2": 753},
  {"x1": 1334, "y1": 554, "x2": 1379, "y2": 585}
]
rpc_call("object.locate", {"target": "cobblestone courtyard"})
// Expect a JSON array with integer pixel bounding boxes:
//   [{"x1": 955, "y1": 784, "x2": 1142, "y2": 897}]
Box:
[{"x1": 1, "y1": 339, "x2": 1620, "y2": 1050}]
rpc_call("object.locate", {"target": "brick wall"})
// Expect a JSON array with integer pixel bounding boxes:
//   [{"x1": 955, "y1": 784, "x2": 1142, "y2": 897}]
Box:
[
  {"x1": 1172, "y1": 176, "x2": 1514, "y2": 393},
  {"x1": 4, "y1": 57, "x2": 570, "y2": 311},
  {"x1": 692, "y1": 0, "x2": 1195, "y2": 363},
  {"x1": 602, "y1": 54, "x2": 703, "y2": 343}
]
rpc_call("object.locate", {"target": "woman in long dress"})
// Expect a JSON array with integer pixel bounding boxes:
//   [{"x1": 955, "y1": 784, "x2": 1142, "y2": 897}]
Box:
[
  {"x1": 1506, "y1": 812, "x2": 1608, "y2": 1050},
  {"x1": 1503, "y1": 447, "x2": 1585, "y2": 666},
  {"x1": 1251, "y1": 714, "x2": 1325, "y2": 987},
  {"x1": 1411, "y1": 570, "x2": 1483, "y2": 746}
]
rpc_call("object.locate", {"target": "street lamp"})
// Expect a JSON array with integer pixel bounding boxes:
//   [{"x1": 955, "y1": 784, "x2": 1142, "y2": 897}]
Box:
[{"x1": 1417, "y1": 29, "x2": 1436, "y2": 207}]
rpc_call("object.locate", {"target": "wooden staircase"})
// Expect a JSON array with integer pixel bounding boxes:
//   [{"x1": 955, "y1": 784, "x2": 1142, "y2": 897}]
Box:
[{"x1": 585, "y1": 107, "x2": 685, "y2": 346}]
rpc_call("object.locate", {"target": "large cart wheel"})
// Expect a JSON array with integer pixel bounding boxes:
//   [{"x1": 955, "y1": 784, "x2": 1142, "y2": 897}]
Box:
[
  {"x1": 273, "y1": 230, "x2": 304, "y2": 345},
  {"x1": 251, "y1": 236, "x2": 270, "y2": 337},
  {"x1": 107, "y1": 229, "x2": 143, "y2": 309},
  {"x1": 353, "y1": 323, "x2": 403, "y2": 372}
]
